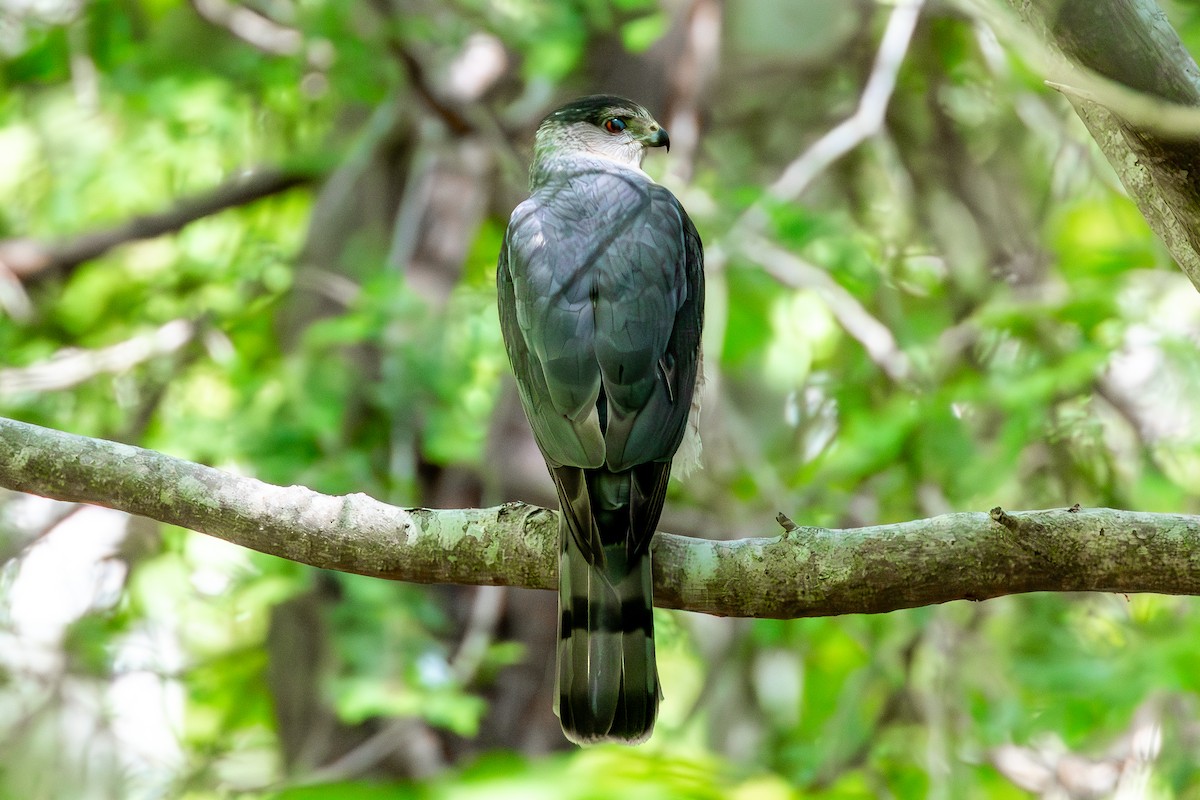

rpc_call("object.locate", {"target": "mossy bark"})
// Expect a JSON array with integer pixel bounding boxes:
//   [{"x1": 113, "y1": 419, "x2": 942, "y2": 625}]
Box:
[
  {"x1": 5, "y1": 416, "x2": 1200, "y2": 618},
  {"x1": 1010, "y1": 0, "x2": 1200, "y2": 290}
]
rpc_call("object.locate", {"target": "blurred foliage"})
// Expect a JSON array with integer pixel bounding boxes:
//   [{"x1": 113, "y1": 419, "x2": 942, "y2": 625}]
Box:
[{"x1": 4, "y1": 0, "x2": 1200, "y2": 797}]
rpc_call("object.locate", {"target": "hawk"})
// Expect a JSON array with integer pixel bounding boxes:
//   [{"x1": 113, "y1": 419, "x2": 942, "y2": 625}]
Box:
[{"x1": 497, "y1": 95, "x2": 704, "y2": 744}]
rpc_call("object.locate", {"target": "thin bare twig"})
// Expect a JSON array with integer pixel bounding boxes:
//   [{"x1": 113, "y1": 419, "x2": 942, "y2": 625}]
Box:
[
  {"x1": 450, "y1": 585, "x2": 507, "y2": 685},
  {"x1": 1044, "y1": 78, "x2": 1200, "y2": 138},
  {"x1": 700, "y1": 0, "x2": 923, "y2": 401},
  {"x1": 761, "y1": 0, "x2": 924, "y2": 208},
  {"x1": 289, "y1": 718, "x2": 445, "y2": 786},
  {"x1": 751, "y1": 236, "x2": 910, "y2": 381},
  {"x1": 394, "y1": 46, "x2": 475, "y2": 136}
]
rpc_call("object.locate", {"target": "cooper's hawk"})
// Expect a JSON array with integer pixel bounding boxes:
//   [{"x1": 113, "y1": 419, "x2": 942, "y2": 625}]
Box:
[{"x1": 497, "y1": 95, "x2": 704, "y2": 744}]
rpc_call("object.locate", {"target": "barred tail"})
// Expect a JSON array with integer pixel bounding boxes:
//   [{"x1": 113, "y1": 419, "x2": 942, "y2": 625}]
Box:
[{"x1": 552, "y1": 467, "x2": 660, "y2": 744}]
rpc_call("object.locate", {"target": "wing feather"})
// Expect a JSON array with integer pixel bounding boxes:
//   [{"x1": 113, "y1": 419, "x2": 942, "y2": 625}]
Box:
[{"x1": 497, "y1": 158, "x2": 703, "y2": 480}]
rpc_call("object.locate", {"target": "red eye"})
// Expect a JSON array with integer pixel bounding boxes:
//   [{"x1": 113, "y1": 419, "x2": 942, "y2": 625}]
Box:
[{"x1": 604, "y1": 118, "x2": 627, "y2": 133}]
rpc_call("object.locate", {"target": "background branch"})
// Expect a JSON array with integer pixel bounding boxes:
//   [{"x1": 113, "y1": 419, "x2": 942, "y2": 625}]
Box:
[
  {"x1": 190, "y1": 0, "x2": 304, "y2": 57},
  {"x1": 762, "y1": 0, "x2": 924, "y2": 204},
  {"x1": 0, "y1": 167, "x2": 318, "y2": 284},
  {"x1": 1001, "y1": 0, "x2": 1200, "y2": 292},
  {"x1": 3, "y1": 415, "x2": 1199, "y2": 619},
  {"x1": 0, "y1": 320, "x2": 196, "y2": 398}
]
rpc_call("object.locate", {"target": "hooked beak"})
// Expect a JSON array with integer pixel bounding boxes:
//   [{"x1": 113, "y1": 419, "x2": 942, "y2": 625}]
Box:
[{"x1": 646, "y1": 125, "x2": 670, "y2": 152}]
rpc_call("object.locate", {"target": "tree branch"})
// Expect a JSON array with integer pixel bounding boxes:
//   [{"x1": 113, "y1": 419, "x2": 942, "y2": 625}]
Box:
[
  {"x1": 363, "y1": 0, "x2": 475, "y2": 137},
  {"x1": 1000, "y1": 0, "x2": 1200, "y2": 293},
  {"x1": 2, "y1": 415, "x2": 1199, "y2": 618},
  {"x1": 729, "y1": 0, "x2": 924, "y2": 244},
  {"x1": 0, "y1": 320, "x2": 197, "y2": 399},
  {"x1": 750, "y1": 236, "x2": 910, "y2": 381},
  {"x1": 0, "y1": 167, "x2": 318, "y2": 283},
  {"x1": 189, "y1": 0, "x2": 304, "y2": 57},
  {"x1": 762, "y1": 0, "x2": 925, "y2": 204}
]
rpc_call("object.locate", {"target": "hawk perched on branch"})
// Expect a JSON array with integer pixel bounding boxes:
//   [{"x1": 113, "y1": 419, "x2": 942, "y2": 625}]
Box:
[{"x1": 497, "y1": 95, "x2": 704, "y2": 744}]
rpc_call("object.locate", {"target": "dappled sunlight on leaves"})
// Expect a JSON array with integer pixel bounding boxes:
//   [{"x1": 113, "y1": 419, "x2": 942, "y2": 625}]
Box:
[{"x1": 5, "y1": 0, "x2": 1200, "y2": 796}]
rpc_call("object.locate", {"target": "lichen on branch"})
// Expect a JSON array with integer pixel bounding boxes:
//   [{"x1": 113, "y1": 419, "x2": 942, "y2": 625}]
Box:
[{"x1": 3, "y1": 415, "x2": 1200, "y2": 618}]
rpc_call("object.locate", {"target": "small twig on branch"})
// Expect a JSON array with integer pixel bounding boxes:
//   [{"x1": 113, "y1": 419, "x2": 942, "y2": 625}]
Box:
[
  {"x1": 1043, "y1": 78, "x2": 1200, "y2": 138},
  {"x1": 4, "y1": 416, "x2": 1200, "y2": 619},
  {"x1": 0, "y1": 167, "x2": 318, "y2": 283}
]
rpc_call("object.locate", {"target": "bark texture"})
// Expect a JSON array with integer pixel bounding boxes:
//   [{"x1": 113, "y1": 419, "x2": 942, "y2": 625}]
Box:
[
  {"x1": 1010, "y1": 0, "x2": 1200, "y2": 290},
  {"x1": 4, "y1": 416, "x2": 1199, "y2": 618}
]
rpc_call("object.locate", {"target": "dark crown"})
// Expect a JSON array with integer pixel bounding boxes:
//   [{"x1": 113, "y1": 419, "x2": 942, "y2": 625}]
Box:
[{"x1": 543, "y1": 94, "x2": 647, "y2": 127}]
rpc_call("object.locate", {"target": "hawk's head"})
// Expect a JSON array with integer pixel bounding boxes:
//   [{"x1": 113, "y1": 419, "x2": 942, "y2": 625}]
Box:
[{"x1": 534, "y1": 95, "x2": 670, "y2": 172}]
